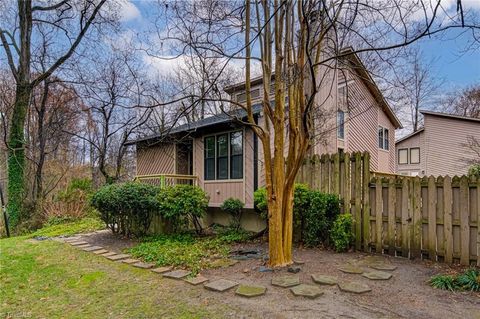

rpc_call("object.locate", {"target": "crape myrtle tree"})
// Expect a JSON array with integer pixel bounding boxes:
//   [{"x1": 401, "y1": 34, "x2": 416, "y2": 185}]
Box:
[
  {"x1": 0, "y1": 0, "x2": 114, "y2": 227},
  {"x1": 158, "y1": 0, "x2": 479, "y2": 267}
]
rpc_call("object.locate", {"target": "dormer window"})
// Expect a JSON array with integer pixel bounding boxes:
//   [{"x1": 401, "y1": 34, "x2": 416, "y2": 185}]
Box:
[{"x1": 236, "y1": 88, "x2": 260, "y2": 102}]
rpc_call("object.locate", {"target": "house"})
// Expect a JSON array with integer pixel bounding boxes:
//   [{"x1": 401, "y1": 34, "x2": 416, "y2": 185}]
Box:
[
  {"x1": 126, "y1": 49, "x2": 401, "y2": 230},
  {"x1": 396, "y1": 110, "x2": 480, "y2": 177}
]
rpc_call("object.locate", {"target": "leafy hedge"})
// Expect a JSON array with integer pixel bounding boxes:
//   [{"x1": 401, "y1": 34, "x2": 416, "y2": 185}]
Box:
[
  {"x1": 220, "y1": 198, "x2": 244, "y2": 229},
  {"x1": 157, "y1": 185, "x2": 209, "y2": 234},
  {"x1": 91, "y1": 182, "x2": 160, "y2": 237},
  {"x1": 254, "y1": 184, "x2": 344, "y2": 248}
]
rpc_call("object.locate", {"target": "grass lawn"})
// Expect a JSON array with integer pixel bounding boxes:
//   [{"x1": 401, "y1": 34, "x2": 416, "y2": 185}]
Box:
[{"x1": 0, "y1": 236, "x2": 238, "y2": 319}]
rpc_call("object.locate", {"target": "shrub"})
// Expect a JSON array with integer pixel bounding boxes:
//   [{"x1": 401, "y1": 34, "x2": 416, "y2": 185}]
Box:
[
  {"x1": 91, "y1": 182, "x2": 159, "y2": 237},
  {"x1": 430, "y1": 274, "x2": 459, "y2": 291},
  {"x1": 330, "y1": 213, "x2": 353, "y2": 252},
  {"x1": 157, "y1": 185, "x2": 209, "y2": 234},
  {"x1": 457, "y1": 268, "x2": 480, "y2": 292},
  {"x1": 220, "y1": 198, "x2": 244, "y2": 229},
  {"x1": 468, "y1": 164, "x2": 480, "y2": 178},
  {"x1": 252, "y1": 184, "x2": 341, "y2": 247},
  {"x1": 253, "y1": 187, "x2": 268, "y2": 219}
]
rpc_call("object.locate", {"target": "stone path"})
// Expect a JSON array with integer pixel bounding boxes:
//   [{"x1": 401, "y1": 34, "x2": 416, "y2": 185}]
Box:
[{"x1": 62, "y1": 234, "x2": 399, "y2": 300}]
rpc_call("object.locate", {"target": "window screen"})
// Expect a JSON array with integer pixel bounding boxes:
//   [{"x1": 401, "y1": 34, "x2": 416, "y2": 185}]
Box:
[
  {"x1": 216, "y1": 134, "x2": 228, "y2": 179},
  {"x1": 337, "y1": 110, "x2": 345, "y2": 139},
  {"x1": 398, "y1": 149, "x2": 408, "y2": 164},
  {"x1": 378, "y1": 126, "x2": 384, "y2": 149},
  {"x1": 230, "y1": 131, "x2": 243, "y2": 179},
  {"x1": 204, "y1": 136, "x2": 215, "y2": 180},
  {"x1": 410, "y1": 148, "x2": 420, "y2": 164}
]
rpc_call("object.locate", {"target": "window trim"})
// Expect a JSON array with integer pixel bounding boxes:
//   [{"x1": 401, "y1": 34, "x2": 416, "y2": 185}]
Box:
[
  {"x1": 378, "y1": 126, "x2": 390, "y2": 150},
  {"x1": 398, "y1": 148, "x2": 408, "y2": 165},
  {"x1": 410, "y1": 147, "x2": 420, "y2": 164},
  {"x1": 203, "y1": 130, "x2": 244, "y2": 181}
]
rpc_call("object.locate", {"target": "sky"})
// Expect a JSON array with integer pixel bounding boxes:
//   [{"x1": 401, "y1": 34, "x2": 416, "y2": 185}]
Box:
[{"x1": 118, "y1": 0, "x2": 479, "y2": 92}]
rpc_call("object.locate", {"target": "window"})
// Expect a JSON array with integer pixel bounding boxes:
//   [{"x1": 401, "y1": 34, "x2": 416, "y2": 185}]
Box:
[
  {"x1": 236, "y1": 88, "x2": 260, "y2": 102},
  {"x1": 337, "y1": 110, "x2": 345, "y2": 139},
  {"x1": 230, "y1": 131, "x2": 243, "y2": 179},
  {"x1": 378, "y1": 126, "x2": 389, "y2": 150},
  {"x1": 410, "y1": 148, "x2": 420, "y2": 164},
  {"x1": 216, "y1": 134, "x2": 229, "y2": 179},
  {"x1": 398, "y1": 149, "x2": 408, "y2": 164},
  {"x1": 204, "y1": 131, "x2": 244, "y2": 180},
  {"x1": 204, "y1": 136, "x2": 215, "y2": 180}
]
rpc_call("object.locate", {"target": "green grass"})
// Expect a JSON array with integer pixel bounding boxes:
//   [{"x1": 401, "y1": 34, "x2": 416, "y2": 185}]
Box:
[
  {"x1": 0, "y1": 236, "x2": 240, "y2": 318},
  {"x1": 25, "y1": 217, "x2": 105, "y2": 238}
]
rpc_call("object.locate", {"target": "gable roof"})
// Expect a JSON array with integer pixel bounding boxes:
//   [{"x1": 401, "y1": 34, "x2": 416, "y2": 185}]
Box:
[
  {"x1": 223, "y1": 48, "x2": 402, "y2": 129},
  {"x1": 420, "y1": 109, "x2": 480, "y2": 123},
  {"x1": 340, "y1": 47, "x2": 402, "y2": 129},
  {"x1": 395, "y1": 128, "x2": 425, "y2": 144},
  {"x1": 125, "y1": 104, "x2": 263, "y2": 145}
]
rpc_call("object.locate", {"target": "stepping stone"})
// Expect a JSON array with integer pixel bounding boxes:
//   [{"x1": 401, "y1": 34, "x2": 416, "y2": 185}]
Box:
[
  {"x1": 82, "y1": 246, "x2": 103, "y2": 252},
  {"x1": 132, "y1": 262, "x2": 155, "y2": 269},
  {"x1": 101, "y1": 252, "x2": 117, "y2": 257},
  {"x1": 235, "y1": 284, "x2": 267, "y2": 297},
  {"x1": 93, "y1": 249, "x2": 109, "y2": 255},
  {"x1": 338, "y1": 282, "x2": 371, "y2": 294},
  {"x1": 76, "y1": 244, "x2": 92, "y2": 248},
  {"x1": 258, "y1": 266, "x2": 273, "y2": 272},
  {"x1": 290, "y1": 284, "x2": 324, "y2": 299},
  {"x1": 311, "y1": 274, "x2": 338, "y2": 285},
  {"x1": 151, "y1": 266, "x2": 173, "y2": 274},
  {"x1": 69, "y1": 241, "x2": 88, "y2": 246},
  {"x1": 362, "y1": 270, "x2": 392, "y2": 280},
  {"x1": 370, "y1": 264, "x2": 397, "y2": 271},
  {"x1": 338, "y1": 265, "x2": 364, "y2": 274},
  {"x1": 163, "y1": 269, "x2": 191, "y2": 278},
  {"x1": 184, "y1": 275, "x2": 209, "y2": 285},
  {"x1": 64, "y1": 237, "x2": 81, "y2": 242},
  {"x1": 204, "y1": 279, "x2": 238, "y2": 292},
  {"x1": 271, "y1": 275, "x2": 300, "y2": 288},
  {"x1": 107, "y1": 254, "x2": 130, "y2": 261},
  {"x1": 122, "y1": 258, "x2": 140, "y2": 264}
]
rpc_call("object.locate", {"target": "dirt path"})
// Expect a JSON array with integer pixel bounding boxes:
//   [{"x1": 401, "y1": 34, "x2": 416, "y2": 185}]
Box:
[{"x1": 77, "y1": 231, "x2": 480, "y2": 319}]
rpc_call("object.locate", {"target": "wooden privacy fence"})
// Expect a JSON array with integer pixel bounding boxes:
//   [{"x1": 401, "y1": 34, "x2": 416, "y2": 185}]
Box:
[
  {"x1": 369, "y1": 175, "x2": 479, "y2": 266},
  {"x1": 296, "y1": 152, "x2": 480, "y2": 266}
]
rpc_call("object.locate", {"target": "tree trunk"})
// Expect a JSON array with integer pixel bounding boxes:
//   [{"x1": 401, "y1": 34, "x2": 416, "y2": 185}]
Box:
[{"x1": 7, "y1": 82, "x2": 32, "y2": 227}]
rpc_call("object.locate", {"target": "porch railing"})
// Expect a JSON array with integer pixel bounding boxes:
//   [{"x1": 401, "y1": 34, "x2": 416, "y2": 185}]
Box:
[{"x1": 134, "y1": 174, "x2": 198, "y2": 188}]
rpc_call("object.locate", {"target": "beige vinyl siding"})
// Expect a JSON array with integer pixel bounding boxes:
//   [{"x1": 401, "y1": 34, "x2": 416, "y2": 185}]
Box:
[
  {"x1": 136, "y1": 143, "x2": 175, "y2": 175},
  {"x1": 423, "y1": 115, "x2": 479, "y2": 176},
  {"x1": 396, "y1": 131, "x2": 424, "y2": 175}
]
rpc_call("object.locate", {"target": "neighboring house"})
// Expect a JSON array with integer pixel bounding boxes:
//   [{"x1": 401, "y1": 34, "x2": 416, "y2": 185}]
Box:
[
  {"x1": 126, "y1": 48, "x2": 401, "y2": 216},
  {"x1": 396, "y1": 110, "x2": 480, "y2": 177}
]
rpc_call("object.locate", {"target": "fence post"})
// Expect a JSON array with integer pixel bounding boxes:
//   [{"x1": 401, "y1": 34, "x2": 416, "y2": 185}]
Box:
[
  {"x1": 333, "y1": 153, "x2": 340, "y2": 195},
  {"x1": 344, "y1": 152, "x2": 351, "y2": 216},
  {"x1": 362, "y1": 152, "x2": 371, "y2": 252},
  {"x1": 160, "y1": 175, "x2": 166, "y2": 189}
]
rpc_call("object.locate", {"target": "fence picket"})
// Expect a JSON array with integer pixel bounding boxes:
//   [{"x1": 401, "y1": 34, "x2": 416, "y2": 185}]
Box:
[
  {"x1": 427, "y1": 176, "x2": 437, "y2": 261},
  {"x1": 388, "y1": 178, "x2": 396, "y2": 256},
  {"x1": 344, "y1": 152, "x2": 351, "y2": 216},
  {"x1": 362, "y1": 152, "x2": 371, "y2": 252},
  {"x1": 411, "y1": 177, "x2": 422, "y2": 259},
  {"x1": 401, "y1": 178, "x2": 410, "y2": 258},
  {"x1": 459, "y1": 176, "x2": 470, "y2": 265},
  {"x1": 354, "y1": 153, "x2": 362, "y2": 250},
  {"x1": 444, "y1": 176, "x2": 453, "y2": 264},
  {"x1": 375, "y1": 178, "x2": 383, "y2": 253},
  {"x1": 477, "y1": 177, "x2": 480, "y2": 267}
]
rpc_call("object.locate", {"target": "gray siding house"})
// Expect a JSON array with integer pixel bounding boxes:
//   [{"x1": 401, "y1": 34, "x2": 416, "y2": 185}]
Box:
[{"x1": 396, "y1": 110, "x2": 480, "y2": 176}]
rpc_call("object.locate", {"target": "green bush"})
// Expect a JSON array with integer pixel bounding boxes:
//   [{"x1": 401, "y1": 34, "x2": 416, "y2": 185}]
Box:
[
  {"x1": 90, "y1": 182, "x2": 159, "y2": 237},
  {"x1": 330, "y1": 213, "x2": 353, "y2": 252},
  {"x1": 252, "y1": 184, "x2": 341, "y2": 247},
  {"x1": 468, "y1": 164, "x2": 480, "y2": 178},
  {"x1": 253, "y1": 187, "x2": 268, "y2": 219},
  {"x1": 430, "y1": 274, "x2": 460, "y2": 291},
  {"x1": 303, "y1": 191, "x2": 340, "y2": 246},
  {"x1": 430, "y1": 268, "x2": 480, "y2": 292},
  {"x1": 220, "y1": 198, "x2": 244, "y2": 229},
  {"x1": 157, "y1": 185, "x2": 209, "y2": 234}
]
